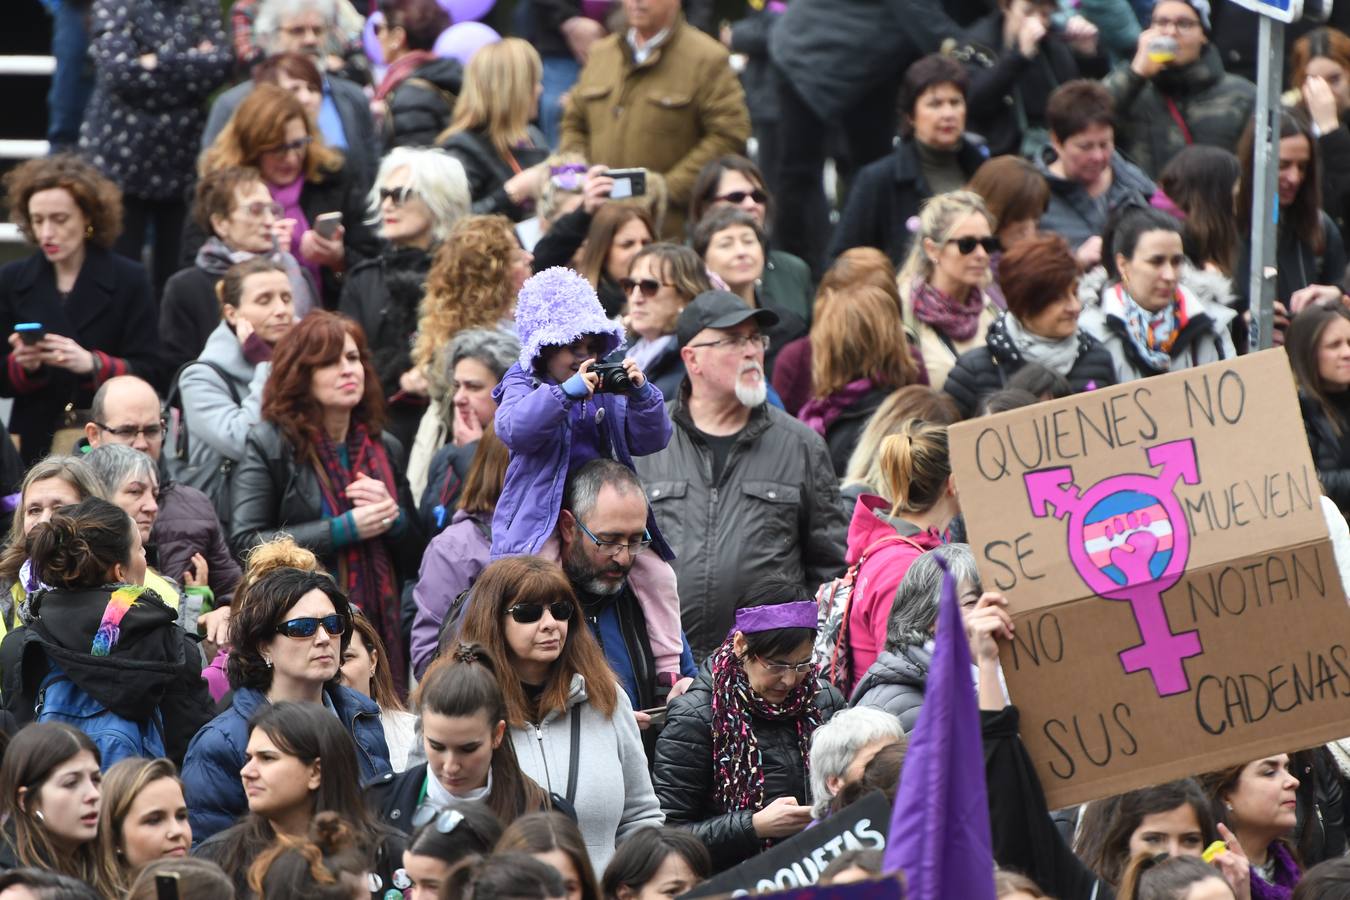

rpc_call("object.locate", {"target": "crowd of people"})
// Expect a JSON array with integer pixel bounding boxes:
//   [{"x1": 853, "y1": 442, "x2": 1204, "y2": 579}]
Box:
[{"x1": 7, "y1": 0, "x2": 1350, "y2": 896}]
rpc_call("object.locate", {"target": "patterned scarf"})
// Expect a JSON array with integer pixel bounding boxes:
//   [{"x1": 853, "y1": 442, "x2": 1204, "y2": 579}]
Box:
[
  {"x1": 708, "y1": 639, "x2": 822, "y2": 832},
  {"x1": 90, "y1": 585, "x2": 147, "y2": 656},
  {"x1": 911, "y1": 278, "x2": 984, "y2": 343},
  {"x1": 310, "y1": 422, "x2": 405, "y2": 693},
  {"x1": 1115, "y1": 283, "x2": 1187, "y2": 374}
]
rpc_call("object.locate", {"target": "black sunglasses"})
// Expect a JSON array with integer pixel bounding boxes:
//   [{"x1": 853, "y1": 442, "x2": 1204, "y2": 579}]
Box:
[
  {"x1": 274, "y1": 614, "x2": 347, "y2": 639},
  {"x1": 506, "y1": 602, "x2": 575, "y2": 624},
  {"x1": 946, "y1": 236, "x2": 1002, "y2": 255},
  {"x1": 619, "y1": 277, "x2": 672, "y2": 298},
  {"x1": 717, "y1": 189, "x2": 768, "y2": 205},
  {"x1": 379, "y1": 186, "x2": 418, "y2": 205}
]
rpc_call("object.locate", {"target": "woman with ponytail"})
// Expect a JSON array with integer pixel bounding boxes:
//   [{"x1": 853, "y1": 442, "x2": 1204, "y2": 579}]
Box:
[
  {"x1": 653, "y1": 579, "x2": 845, "y2": 874},
  {"x1": 0, "y1": 498, "x2": 214, "y2": 767},
  {"x1": 842, "y1": 420, "x2": 956, "y2": 686}
]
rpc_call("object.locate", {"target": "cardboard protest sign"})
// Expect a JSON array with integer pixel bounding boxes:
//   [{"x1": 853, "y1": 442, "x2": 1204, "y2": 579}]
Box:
[
  {"x1": 680, "y1": 791, "x2": 890, "y2": 898},
  {"x1": 949, "y1": 350, "x2": 1350, "y2": 810}
]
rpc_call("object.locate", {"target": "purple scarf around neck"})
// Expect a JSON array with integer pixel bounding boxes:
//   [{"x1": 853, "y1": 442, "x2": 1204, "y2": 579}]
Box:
[
  {"x1": 1250, "y1": 842, "x2": 1300, "y2": 900},
  {"x1": 798, "y1": 377, "x2": 876, "y2": 436},
  {"x1": 911, "y1": 277, "x2": 984, "y2": 343}
]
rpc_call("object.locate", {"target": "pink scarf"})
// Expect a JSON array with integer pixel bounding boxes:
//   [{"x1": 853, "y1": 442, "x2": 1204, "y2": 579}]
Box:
[
  {"x1": 269, "y1": 177, "x2": 320, "y2": 289},
  {"x1": 375, "y1": 50, "x2": 438, "y2": 101},
  {"x1": 798, "y1": 378, "x2": 876, "y2": 436},
  {"x1": 911, "y1": 277, "x2": 984, "y2": 343}
]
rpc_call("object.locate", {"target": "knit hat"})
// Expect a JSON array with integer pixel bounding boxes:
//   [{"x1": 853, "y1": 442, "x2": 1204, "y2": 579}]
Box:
[{"x1": 513, "y1": 267, "x2": 625, "y2": 372}]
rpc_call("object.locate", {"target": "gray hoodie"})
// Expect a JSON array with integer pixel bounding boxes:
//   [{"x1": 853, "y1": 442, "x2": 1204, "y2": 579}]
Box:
[{"x1": 510, "y1": 674, "x2": 663, "y2": 872}]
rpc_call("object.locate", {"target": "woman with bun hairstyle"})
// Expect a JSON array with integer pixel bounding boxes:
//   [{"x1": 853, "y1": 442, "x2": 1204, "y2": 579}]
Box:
[
  {"x1": 0, "y1": 723, "x2": 113, "y2": 893},
  {"x1": 95, "y1": 757, "x2": 192, "y2": 895},
  {"x1": 245, "y1": 811, "x2": 372, "y2": 899},
  {"x1": 0, "y1": 498, "x2": 214, "y2": 767},
  {"x1": 367, "y1": 643, "x2": 551, "y2": 833}
]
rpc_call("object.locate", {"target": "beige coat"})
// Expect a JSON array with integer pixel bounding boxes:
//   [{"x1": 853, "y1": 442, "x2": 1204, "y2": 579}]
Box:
[{"x1": 900, "y1": 282, "x2": 1000, "y2": 391}]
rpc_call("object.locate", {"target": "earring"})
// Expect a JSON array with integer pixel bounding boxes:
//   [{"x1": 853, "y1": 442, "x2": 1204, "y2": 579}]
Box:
[
  {"x1": 1224, "y1": 802, "x2": 1233, "y2": 812},
  {"x1": 33, "y1": 810, "x2": 44, "y2": 823},
  {"x1": 84, "y1": 224, "x2": 93, "y2": 239},
  {"x1": 264, "y1": 657, "x2": 273, "y2": 669}
]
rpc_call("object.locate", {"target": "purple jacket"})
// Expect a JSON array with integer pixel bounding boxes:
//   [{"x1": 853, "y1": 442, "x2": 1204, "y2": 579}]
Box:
[
  {"x1": 410, "y1": 509, "x2": 491, "y2": 677},
  {"x1": 491, "y1": 363, "x2": 674, "y2": 559}
]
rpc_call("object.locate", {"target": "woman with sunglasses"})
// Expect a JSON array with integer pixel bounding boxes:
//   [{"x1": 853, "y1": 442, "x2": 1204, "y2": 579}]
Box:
[
  {"x1": 196, "y1": 84, "x2": 379, "y2": 307},
  {"x1": 181, "y1": 566, "x2": 392, "y2": 845},
  {"x1": 368, "y1": 643, "x2": 553, "y2": 833},
  {"x1": 653, "y1": 578, "x2": 844, "y2": 873},
  {"x1": 401, "y1": 802, "x2": 504, "y2": 900},
  {"x1": 895, "y1": 191, "x2": 1002, "y2": 391},
  {"x1": 0, "y1": 497, "x2": 214, "y2": 768},
  {"x1": 338, "y1": 146, "x2": 471, "y2": 453},
  {"x1": 459, "y1": 556, "x2": 663, "y2": 872},
  {"x1": 192, "y1": 701, "x2": 406, "y2": 899},
  {"x1": 622, "y1": 244, "x2": 714, "y2": 401}
]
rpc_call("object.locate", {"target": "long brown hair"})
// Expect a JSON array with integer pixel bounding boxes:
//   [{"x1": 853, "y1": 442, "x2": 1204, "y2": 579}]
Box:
[
  {"x1": 348, "y1": 612, "x2": 407, "y2": 712},
  {"x1": 1290, "y1": 302, "x2": 1350, "y2": 436},
  {"x1": 496, "y1": 812, "x2": 600, "y2": 900},
  {"x1": 459, "y1": 422, "x2": 509, "y2": 516},
  {"x1": 415, "y1": 215, "x2": 519, "y2": 370},
  {"x1": 416, "y1": 643, "x2": 549, "y2": 823},
  {"x1": 96, "y1": 758, "x2": 185, "y2": 896},
  {"x1": 457, "y1": 557, "x2": 617, "y2": 726},
  {"x1": 262, "y1": 311, "x2": 386, "y2": 458},
  {"x1": 810, "y1": 282, "x2": 914, "y2": 398},
  {"x1": 201, "y1": 83, "x2": 343, "y2": 183},
  {"x1": 577, "y1": 206, "x2": 654, "y2": 288}
]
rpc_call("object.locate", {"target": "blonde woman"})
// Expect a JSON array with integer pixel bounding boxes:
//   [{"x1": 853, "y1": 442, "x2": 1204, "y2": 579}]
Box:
[
  {"x1": 896, "y1": 190, "x2": 1002, "y2": 390},
  {"x1": 438, "y1": 38, "x2": 551, "y2": 221},
  {"x1": 95, "y1": 758, "x2": 191, "y2": 895}
]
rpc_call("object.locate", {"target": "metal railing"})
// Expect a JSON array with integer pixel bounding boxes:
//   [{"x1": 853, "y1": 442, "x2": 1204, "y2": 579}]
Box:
[{"x1": 0, "y1": 55, "x2": 54, "y2": 239}]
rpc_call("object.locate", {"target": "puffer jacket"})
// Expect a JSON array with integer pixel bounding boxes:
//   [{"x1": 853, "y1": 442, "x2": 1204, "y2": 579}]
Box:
[
  {"x1": 634, "y1": 388, "x2": 848, "y2": 660},
  {"x1": 511, "y1": 674, "x2": 663, "y2": 873},
  {"x1": 1103, "y1": 43, "x2": 1256, "y2": 180},
  {"x1": 181, "y1": 683, "x2": 390, "y2": 844},
  {"x1": 849, "y1": 645, "x2": 931, "y2": 732},
  {"x1": 653, "y1": 665, "x2": 846, "y2": 872},
  {"x1": 384, "y1": 56, "x2": 463, "y2": 149},
  {"x1": 0, "y1": 585, "x2": 215, "y2": 767},
  {"x1": 409, "y1": 509, "x2": 491, "y2": 678},
  {"x1": 440, "y1": 126, "x2": 550, "y2": 221},
  {"x1": 942, "y1": 314, "x2": 1117, "y2": 418},
  {"x1": 150, "y1": 479, "x2": 242, "y2": 607},
  {"x1": 1035, "y1": 146, "x2": 1155, "y2": 251}
]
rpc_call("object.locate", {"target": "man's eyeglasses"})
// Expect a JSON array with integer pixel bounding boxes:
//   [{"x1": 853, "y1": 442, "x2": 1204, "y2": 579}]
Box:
[
  {"x1": 757, "y1": 657, "x2": 817, "y2": 676},
  {"x1": 716, "y1": 189, "x2": 768, "y2": 206},
  {"x1": 261, "y1": 136, "x2": 313, "y2": 157},
  {"x1": 379, "y1": 185, "x2": 418, "y2": 206},
  {"x1": 1150, "y1": 16, "x2": 1200, "y2": 30},
  {"x1": 686, "y1": 333, "x2": 770, "y2": 352},
  {"x1": 945, "y1": 236, "x2": 1002, "y2": 255},
  {"x1": 241, "y1": 201, "x2": 284, "y2": 219},
  {"x1": 575, "y1": 520, "x2": 652, "y2": 558},
  {"x1": 274, "y1": 614, "x2": 348, "y2": 639},
  {"x1": 506, "y1": 601, "x2": 576, "y2": 624},
  {"x1": 619, "y1": 277, "x2": 674, "y2": 298},
  {"x1": 95, "y1": 421, "x2": 165, "y2": 441}
]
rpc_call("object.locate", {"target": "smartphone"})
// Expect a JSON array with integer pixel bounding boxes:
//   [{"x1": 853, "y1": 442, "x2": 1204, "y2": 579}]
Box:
[
  {"x1": 14, "y1": 323, "x2": 44, "y2": 345},
  {"x1": 314, "y1": 211, "x2": 343, "y2": 239},
  {"x1": 638, "y1": 706, "x2": 667, "y2": 727},
  {"x1": 155, "y1": 872, "x2": 180, "y2": 900},
  {"x1": 607, "y1": 168, "x2": 647, "y2": 200}
]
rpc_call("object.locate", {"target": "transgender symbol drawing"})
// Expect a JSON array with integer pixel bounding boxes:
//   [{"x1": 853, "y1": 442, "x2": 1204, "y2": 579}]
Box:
[{"x1": 1024, "y1": 439, "x2": 1203, "y2": 697}]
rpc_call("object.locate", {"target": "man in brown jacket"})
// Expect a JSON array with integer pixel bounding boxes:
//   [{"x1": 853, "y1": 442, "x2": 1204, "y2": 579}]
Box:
[{"x1": 560, "y1": 0, "x2": 751, "y2": 240}]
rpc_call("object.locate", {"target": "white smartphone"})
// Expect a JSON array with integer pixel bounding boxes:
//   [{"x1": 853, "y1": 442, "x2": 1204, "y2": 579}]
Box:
[{"x1": 314, "y1": 211, "x2": 343, "y2": 239}]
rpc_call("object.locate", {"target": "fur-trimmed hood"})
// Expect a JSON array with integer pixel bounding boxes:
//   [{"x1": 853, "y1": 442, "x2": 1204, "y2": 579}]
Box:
[{"x1": 514, "y1": 267, "x2": 624, "y2": 373}]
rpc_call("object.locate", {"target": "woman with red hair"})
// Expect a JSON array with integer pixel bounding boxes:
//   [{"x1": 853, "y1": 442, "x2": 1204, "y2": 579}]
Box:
[{"x1": 230, "y1": 311, "x2": 422, "y2": 694}]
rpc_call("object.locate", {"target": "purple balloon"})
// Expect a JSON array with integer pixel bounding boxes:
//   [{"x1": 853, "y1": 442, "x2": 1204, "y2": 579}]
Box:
[
  {"x1": 435, "y1": 0, "x2": 494, "y2": 23},
  {"x1": 432, "y1": 21, "x2": 500, "y2": 64},
  {"x1": 363, "y1": 11, "x2": 385, "y2": 66}
]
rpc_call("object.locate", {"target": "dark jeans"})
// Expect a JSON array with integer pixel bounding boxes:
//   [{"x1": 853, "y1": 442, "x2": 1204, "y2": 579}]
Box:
[
  {"x1": 772, "y1": 66, "x2": 901, "y2": 276},
  {"x1": 46, "y1": 0, "x2": 94, "y2": 149},
  {"x1": 115, "y1": 196, "x2": 186, "y2": 303}
]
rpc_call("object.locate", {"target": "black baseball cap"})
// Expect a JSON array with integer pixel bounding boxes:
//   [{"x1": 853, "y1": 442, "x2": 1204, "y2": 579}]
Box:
[{"x1": 676, "y1": 291, "x2": 780, "y2": 349}]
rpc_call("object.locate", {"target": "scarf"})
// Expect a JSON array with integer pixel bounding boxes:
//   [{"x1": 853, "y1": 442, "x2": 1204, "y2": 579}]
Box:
[
  {"x1": 1115, "y1": 283, "x2": 1186, "y2": 374},
  {"x1": 1250, "y1": 841, "x2": 1300, "y2": 900},
  {"x1": 375, "y1": 50, "x2": 438, "y2": 101},
  {"x1": 911, "y1": 278, "x2": 984, "y2": 343},
  {"x1": 999, "y1": 313, "x2": 1082, "y2": 376},
  {"x1": 269, "y1": 177, "x2": 321, "y2": 293},
  {"x1": 310, "y1": 422, "x2": 406, "y2": 694},
  {"x1": 708, "y1": 639, "x2": 821, "y2": 834},
  {"x1": 798, "y1": 377, "x2": 877, "y2": 436},
  {"x1": 91, "y1": 585, "x2": 147, "y2": 656},
  {"x1": 195, "y1": 236, "x2": 318, "y2": 319}
]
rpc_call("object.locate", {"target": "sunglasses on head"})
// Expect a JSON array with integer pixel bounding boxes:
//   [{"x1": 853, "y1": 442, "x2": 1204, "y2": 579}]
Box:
[
  {"x1": 619, "y1": 277, "x2": 671, "y2": 298},
  {"x1": 946, "y1": 236, "x2": 1002, "y2": 255},
  {"x1": 717, "y1": 190, "x2": 768, "y2": 205},
  {"x1": 411, "y1": 805, "x2": 471, "y2": 833},
  {"x1": 506, "y1": 601, "x2": 575, "y2": 624},
  {"x1": 274, "y1": 614, "x2": 347, "y2": 639}
]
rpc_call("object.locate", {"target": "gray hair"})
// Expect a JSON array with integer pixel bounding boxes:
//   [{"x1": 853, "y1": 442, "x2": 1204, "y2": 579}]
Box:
[
  {"x1": 254, "y1": 0, "x2": 340, "y2": 51},
  {"x1": 85, "y1": 444, "x2": 159, "y2": 496},
  {"x1": 563, "y1": 459, "x2": 645, "y2": 522},
  {"x1": 807, "y1": 708, "x2": 905, "y2": 818},
  {"x1": 448, "y1": 327, "x2": 520, "y2": 381},
  {"x1": 367, "y1": 147, "x2": 471, "y2": 243},
  {"x1": 885, "y1": 544, "x2": 981, "y2": 652}
]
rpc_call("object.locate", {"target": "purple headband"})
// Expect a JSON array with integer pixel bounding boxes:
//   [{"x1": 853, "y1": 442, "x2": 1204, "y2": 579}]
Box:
[{"x1": 729, "y1": 601, "x2": 818, "y2": 638}]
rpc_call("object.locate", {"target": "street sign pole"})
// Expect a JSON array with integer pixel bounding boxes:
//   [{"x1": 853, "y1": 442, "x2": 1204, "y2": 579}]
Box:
[{"x1": 1248, "y1": 13, "x2": 1283, "y2": 351}]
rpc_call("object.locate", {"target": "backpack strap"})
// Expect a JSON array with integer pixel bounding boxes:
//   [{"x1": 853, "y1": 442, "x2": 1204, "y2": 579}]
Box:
[{"x1": 827, "y1": 532, "x2": 930, "y2": 688}]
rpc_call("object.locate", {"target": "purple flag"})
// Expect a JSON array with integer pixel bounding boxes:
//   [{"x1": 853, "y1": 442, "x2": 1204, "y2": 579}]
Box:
[{"x1": 882, "y1": 556, "x2": 997, "y2": 900}]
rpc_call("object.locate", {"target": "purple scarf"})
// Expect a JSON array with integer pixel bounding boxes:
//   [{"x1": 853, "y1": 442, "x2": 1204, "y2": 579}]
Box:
[
  {"x1": 268, "y1": 177, "x2": 321, "y2": 291},
  {"x1": 1250, "y1": 842, "x2": 1300, "y2": 900},
  {"x1": 798, "y1": 377, "x2": 876, "y2": 436},
  {"x1": 911, "y1": 277, "x2": 984, "y2": 343}
]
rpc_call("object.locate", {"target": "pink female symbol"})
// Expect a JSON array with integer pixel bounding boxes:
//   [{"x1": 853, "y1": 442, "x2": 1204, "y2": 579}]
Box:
[{"x1": 1024, "y1": 439, "x2": 1203, "y2": 697}]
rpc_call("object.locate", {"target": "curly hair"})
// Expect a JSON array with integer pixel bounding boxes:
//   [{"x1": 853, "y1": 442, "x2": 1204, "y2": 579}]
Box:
[
  {"x1": 3, "y1": 154, "x2": 123, "y2": 249},
  {"x1": 226, "y1": 567, "x2": 352, "y2": 692},
  {"x1": 262, "y1": 311, "x2": 386, "y2": 458},
  {"x1": 201, "y1": 83, "x2": 343, "y2": 183},
  {"x1": 415, "y1": 215, "x2": 520, "y2": 370}
]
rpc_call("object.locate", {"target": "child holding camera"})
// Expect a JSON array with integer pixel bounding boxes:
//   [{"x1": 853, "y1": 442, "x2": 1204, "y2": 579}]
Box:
[{"x1": 489, "y1": 266, "x2": 686, "y2": 691}]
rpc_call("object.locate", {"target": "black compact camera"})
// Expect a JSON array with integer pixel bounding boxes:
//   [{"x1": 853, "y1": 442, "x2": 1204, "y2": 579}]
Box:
[{"x1": 593, "y1": 362, "x2": 634, "y2": 393}]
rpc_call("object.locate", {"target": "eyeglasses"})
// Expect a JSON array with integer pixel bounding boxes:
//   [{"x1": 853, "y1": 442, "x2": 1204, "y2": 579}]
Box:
[
  {"x1": 379, "y1": 185, "x2": 418, "y2": 206},
  {"x1": 757, "y1": 657, "x2": 817, "y2": 676},
  {"x1": 241, "y1": 201, "x2": 284, "y2": 219},
  {"x1": 686, "y1": 333, "x2": 770, "y2": 351},
  {"x1": 575, "y1": 520, "x2": 652, "y2": 557},
  {"x1": 716, "y1": 190, "x2": 768, "y2": 206},
  {"x1": 619, "y1": 277, "x2": 674, "y2": 298},
  {"x1": 506, "y1": 601, "x2": 575, "y2": 624},
  {"x1": 274, "y1": 614, "x2": 347, "y2": 638},
  {"x1": 261, "y1": 136, "x2": 313, "y2": 157},
  {"x1": 411, "y1": 805, "x2": 465, "y2": 832},
  {"x1": 946, "y1": 236, "x2": 1002, "y2": 255},
  {"x1": 1150, "y1": 16, "x2": 1200, "y2": 30},
  {"x1": 95, "y1": 421, "x2": 166, "y2": 441}
]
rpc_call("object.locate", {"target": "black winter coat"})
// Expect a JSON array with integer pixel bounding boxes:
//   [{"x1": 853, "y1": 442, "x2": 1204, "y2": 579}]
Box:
[
  {"x1": 159, "y1": 266, "x2": 221, "y2": 375},
  {"x1": 827, "y1": 136, "x2": 988, "y2": 265},
  {"x1": 0, "y1": 247, "x2": 166, "y2": 465},
  {"x1": 338, "y1": 244, "x2": 433, "y2": 401},
  {"x1": 385, "y1": 57, "x2": 463, "y2": 149},
  {"x1": 652, "y1": 667, "x2": 845, "y2": 872},
  {"x1": 441, "y1": 127, "x2": 551, "y2": 221},
  {"x1": 0, "y1": 585, "x2": 215, "y2": 767},
  {"x1": 942, "y1": 317, "x2": 1118, "y2": 418},
  {"x1": 1292, "y1": 746, "x2": 1348, "y2": 866},
  {"x1": 820, "y1": 385, "x2": 891, "y2": 478},
  {"x1": 1300, "y1": 392, "x2": 1350, "y2": 514}
]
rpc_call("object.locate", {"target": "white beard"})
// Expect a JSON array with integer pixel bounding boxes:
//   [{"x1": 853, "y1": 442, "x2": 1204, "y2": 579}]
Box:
[{"x1": 735, "y1": 377, "x2": 768, "y2": 408}]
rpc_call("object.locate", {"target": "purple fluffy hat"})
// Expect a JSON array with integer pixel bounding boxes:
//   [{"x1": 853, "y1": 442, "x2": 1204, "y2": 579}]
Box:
[{"x1": 514, "y1": 266, "x2": 625, "y2": 371}]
